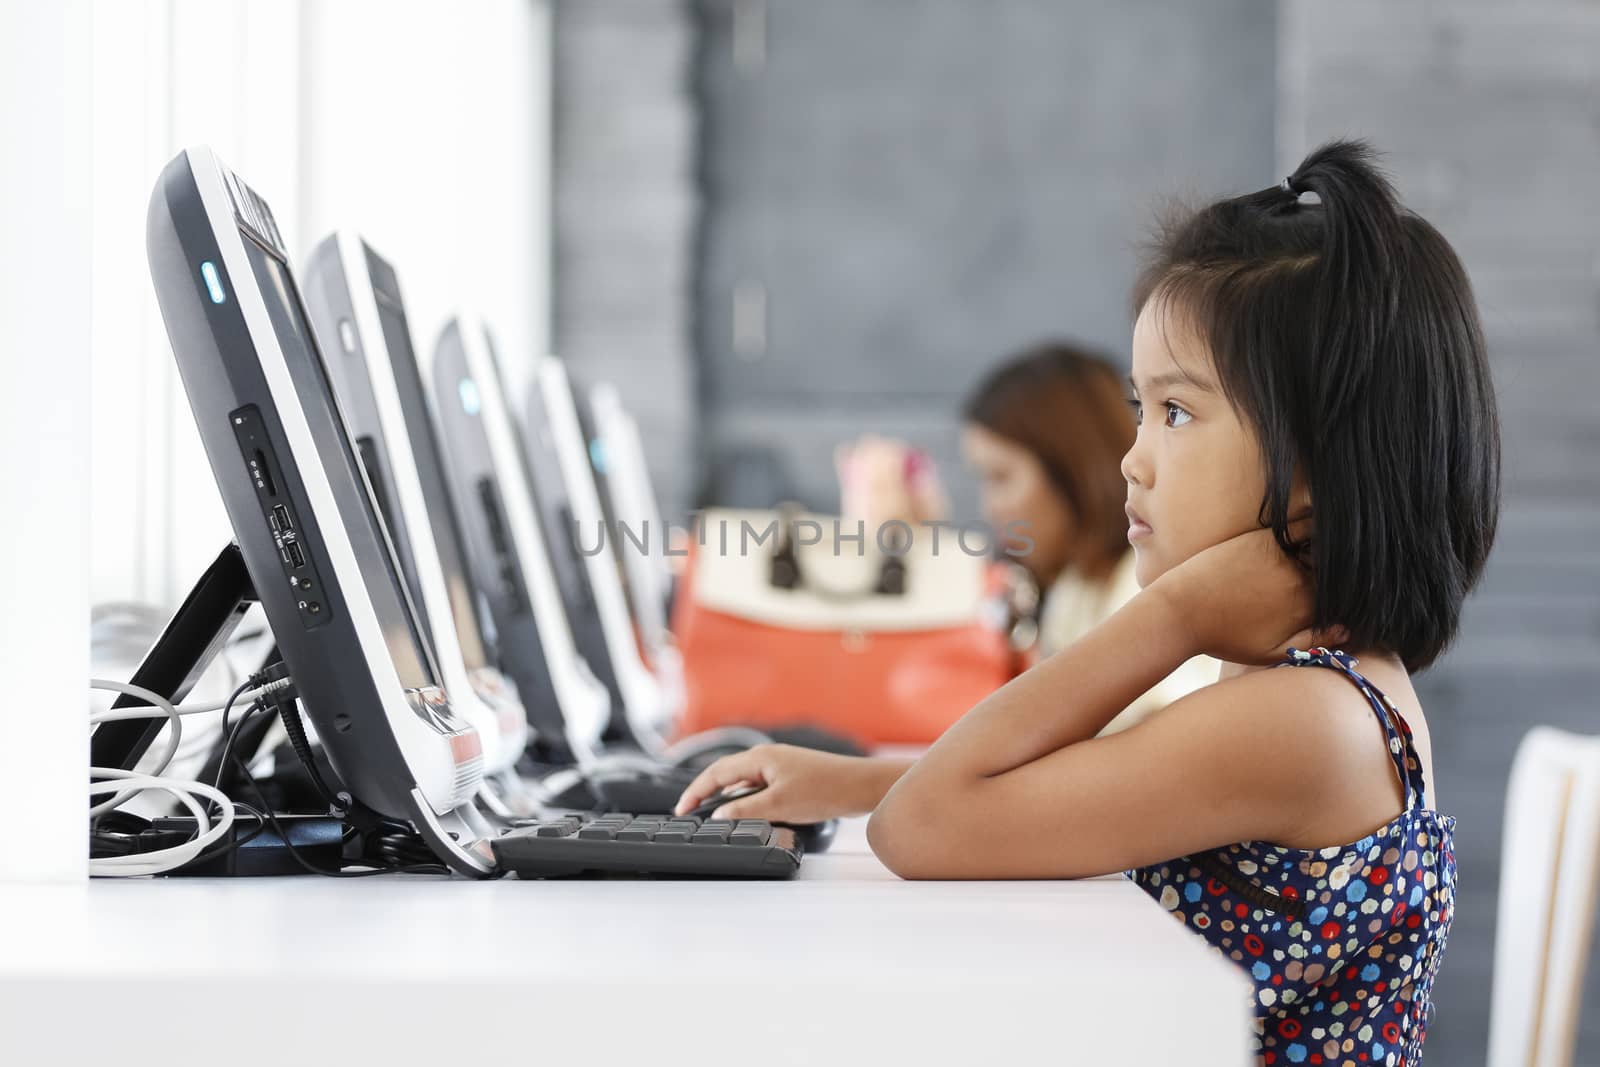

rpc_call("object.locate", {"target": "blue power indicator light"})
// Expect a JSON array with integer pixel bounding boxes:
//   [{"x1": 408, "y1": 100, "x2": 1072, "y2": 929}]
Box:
[
  {"x1": 458, "y1": 378, "x2": 482, "y2": 415},
  {"x1": 200, "y1": 261, "x2": 226, "y2": 304},
  {"x1": 589, "y1": 439, "x2": 607, "y2": 473}
]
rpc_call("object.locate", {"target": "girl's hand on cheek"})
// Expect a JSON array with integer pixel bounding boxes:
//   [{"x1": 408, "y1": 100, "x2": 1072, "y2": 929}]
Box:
[{"x1": 1149, "y1": 520, "x2": 1338, "y2": 665}]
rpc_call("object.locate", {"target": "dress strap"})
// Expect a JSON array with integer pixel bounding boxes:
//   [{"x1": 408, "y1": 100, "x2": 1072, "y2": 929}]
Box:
[{"x1": 1280, "y1": 647, "x2": 1426, "y2": 810}]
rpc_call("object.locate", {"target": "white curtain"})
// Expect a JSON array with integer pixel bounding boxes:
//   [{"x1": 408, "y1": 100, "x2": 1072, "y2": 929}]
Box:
[
  {"x1": 0, "y1": 0, "x2": 552, "y2": 881},
  {"x1": 89, "y1": 0, "x2": 552, "y2": 609},
  {"x1": 1, "y1": 0, "x2": 94, "y2": 882}
]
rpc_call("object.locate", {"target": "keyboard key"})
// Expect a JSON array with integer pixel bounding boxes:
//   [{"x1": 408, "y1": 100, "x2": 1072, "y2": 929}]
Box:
[
  {"x1": 577, "y1": 825, "x2": 617, "y2": 840},
  {"x1": 730, "y1": 827, "x2": 771, "y2": 847},
  {"x1": 691, "y1": 826, "x2": 732, "y2": 845},
  {"x1": 616, "y1": 827, "x2": 657, "y2": 842},
  {"x1": 655, "y1": 827, "x2": 694, "y2": 844}
]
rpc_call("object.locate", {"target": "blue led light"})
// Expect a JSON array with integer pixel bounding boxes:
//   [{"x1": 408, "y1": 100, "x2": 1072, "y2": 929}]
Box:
[
  {"x1": 458, "y1": 378, "x2": 482, "y2": 415},
  {"x1": 200, "y1": 261, "x2": 226, "y2": 304},
  {"x1": 589, "y1": 439, "x2": 607, "y2": 473}
]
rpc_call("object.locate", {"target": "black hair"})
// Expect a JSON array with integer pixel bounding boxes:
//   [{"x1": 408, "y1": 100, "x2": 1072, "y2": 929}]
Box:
[{"x1": 1133, "y1": 139, "x2": 1500, "y2": 672}]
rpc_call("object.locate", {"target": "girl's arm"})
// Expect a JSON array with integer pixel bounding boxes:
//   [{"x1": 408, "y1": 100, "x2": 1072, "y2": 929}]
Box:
[{"x1": 868, "y1": 528, "x2": 1326, "y2": 880}]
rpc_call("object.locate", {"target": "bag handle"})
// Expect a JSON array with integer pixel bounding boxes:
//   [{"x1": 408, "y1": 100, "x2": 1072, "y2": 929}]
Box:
[{"x1": 767, "y1": 505, "x2": 906, "y2": 600}]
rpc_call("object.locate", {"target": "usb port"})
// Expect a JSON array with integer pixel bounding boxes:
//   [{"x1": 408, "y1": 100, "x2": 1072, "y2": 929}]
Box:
[
  {"x1": 272, "y1": 504, "x2": 292, "y2": 532},
  {"x1": 285, "y1": 541, "x2": 306, "y2": 569}
]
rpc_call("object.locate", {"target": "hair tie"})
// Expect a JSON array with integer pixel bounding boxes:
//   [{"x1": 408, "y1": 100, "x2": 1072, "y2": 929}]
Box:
[{"x1": 1280, "y1": 176, "x2": 1297, "y2": 196}]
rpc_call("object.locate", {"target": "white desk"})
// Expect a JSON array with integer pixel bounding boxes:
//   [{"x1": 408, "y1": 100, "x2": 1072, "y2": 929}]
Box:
[{"x1": 0, "y1": 821, "x2": 1251, "y2": 1066}]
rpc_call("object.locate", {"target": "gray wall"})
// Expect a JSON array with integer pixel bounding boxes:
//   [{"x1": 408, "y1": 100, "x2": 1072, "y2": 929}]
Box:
[
  {"x1": 1279, "y1": 3, "x2": 1600, "y2": 1062},
  {"x1": 553, "y1": 2, "x2": 1600, "y2": 1062},
  {"x1": 552, "y1": 0, "x2": 699, "y2": 516},
  {"x1": 692, "y1": 0, "x2": 1277, "y2": 517},
  {"x1": 554, "y1": 0, "x2": 1280, "y2": 520}
]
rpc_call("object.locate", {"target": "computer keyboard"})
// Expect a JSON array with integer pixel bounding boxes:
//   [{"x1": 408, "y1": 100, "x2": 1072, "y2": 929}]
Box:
[{"x1": 492, "y1": 813, "x2": 805, "y2": 879}]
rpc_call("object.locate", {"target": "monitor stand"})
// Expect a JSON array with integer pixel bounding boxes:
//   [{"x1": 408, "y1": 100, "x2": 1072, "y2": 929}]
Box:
[
  {"x1": 89, "y1": 543, "x2": 356, "y2": 876},
  {"x1": 91, "y1": 543, "x2": 257, "y2": 774}
]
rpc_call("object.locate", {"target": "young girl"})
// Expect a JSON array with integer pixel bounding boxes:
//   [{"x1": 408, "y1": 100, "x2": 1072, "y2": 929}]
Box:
[{"x1": 679, "y1": 140, "x2": 1499, "y2": 1065}]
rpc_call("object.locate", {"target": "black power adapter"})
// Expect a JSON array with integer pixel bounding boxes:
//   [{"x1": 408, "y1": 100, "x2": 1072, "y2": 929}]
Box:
[{"x1": 149, "y1": 812, "x2": 345, "y2": 877}]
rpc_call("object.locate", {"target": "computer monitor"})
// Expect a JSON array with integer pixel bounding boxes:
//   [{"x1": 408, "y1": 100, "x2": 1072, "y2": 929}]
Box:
[
  {"x1": 570, "y1": 386, "x2": 644, "y2": 636},
  {"x1": 302, "y1": 232, "x2": 533, "y2": 811},
  {"x1": 584, "y1": 384, "x2": 674, "y2": 660},
  {"x1": 429, "y1": 317, "x2": 610, "y2": 762},
  {"x1": 519, "y1": 369, "x2": 623, "y2": 730},
  {"x1": 527, "y1": 358, "x2": 669, "y2": 746},
  {"x1": 145, "y1": 147, "x2": 495, "y2": 877}
]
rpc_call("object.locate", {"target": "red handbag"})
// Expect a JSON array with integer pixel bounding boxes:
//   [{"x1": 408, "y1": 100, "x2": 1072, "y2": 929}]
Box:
[{"x1": 671, "y1": 508, "x2": 1020, "y2": 746}]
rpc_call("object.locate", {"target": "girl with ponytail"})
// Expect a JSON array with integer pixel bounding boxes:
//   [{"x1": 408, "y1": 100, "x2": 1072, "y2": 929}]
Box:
[{"x1": 851, "y1": 141, "x2": 1494, "y2": 1064}]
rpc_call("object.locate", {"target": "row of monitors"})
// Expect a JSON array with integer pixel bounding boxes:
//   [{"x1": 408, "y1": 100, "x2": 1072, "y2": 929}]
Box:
[{"x1": 143, "y1": 147, "x2": 675, "y2": 876}]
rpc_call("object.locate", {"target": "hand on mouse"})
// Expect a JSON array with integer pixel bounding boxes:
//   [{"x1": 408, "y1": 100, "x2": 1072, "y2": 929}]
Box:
[{"x1": 673, "y1": 745, "x2": 910, "y2": 823}]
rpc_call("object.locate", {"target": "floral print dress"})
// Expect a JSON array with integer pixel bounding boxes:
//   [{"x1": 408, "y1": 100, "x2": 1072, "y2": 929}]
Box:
[{"x1": 1129, "y1": 648, "x2": 1456, "y2": 1066}]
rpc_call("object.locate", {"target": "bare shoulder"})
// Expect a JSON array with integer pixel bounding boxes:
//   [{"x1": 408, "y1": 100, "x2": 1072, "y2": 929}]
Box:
[
  {"x1": 1139, "y1": 655, "x2": 1422, "y2": 847},
  {"x1": 1145, "y1": 659, "x2": 1378, "y2": 750}
]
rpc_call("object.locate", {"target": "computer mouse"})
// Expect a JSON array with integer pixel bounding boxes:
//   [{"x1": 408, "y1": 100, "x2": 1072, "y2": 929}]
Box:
[
  {"x1": 665, "y1": 724, "x2": 869, "y2": 774},
  {"x1": 683, "y1": 783, "x2": 767, "y2": 819},
  {"x1": 780, "y1": 818, "x2": 838, "y2": 854},
  {"x1": 532, "y1": 762, "x2": 695, "y2": 814},
  {"x1": 688, "y1": 784, "x2": 839, "y2": 854},
  {"x1": 586, "y1": 763, "x2": 698, "y2": 815}
]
